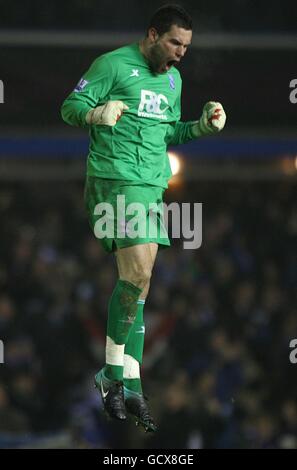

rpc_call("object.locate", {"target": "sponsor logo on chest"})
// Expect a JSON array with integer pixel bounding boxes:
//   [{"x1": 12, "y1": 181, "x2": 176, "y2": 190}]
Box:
[{"x1": 138, "y1": 89, "x2": 169, "y2": 120}]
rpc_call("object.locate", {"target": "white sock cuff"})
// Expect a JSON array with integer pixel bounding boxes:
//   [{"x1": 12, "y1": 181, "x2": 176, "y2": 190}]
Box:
[
  {"x1": 123, "y1": 354, "x2": 140, "y2": 379},
  {"x1": 106, "y1": 336, "x2": 125, "y2": 366}
]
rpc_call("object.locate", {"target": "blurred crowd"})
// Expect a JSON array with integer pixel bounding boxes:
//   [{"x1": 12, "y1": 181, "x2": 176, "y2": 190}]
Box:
[
  {"x1": 0, "y1": 179, "x2": 296, "y2": 448},
  {"x1": 1, "y1": 0, "x2": 296, "y2": 32}
]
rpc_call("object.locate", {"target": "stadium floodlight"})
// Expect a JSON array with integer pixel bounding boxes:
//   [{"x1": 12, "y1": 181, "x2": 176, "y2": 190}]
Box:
[{"x1": 168, "y1": 152, "x2": 181, "y2": 176}]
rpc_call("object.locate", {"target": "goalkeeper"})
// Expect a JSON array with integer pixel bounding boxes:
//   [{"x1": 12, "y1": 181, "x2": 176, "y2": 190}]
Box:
[{"x1": 61, "y1": 4, "x2": 226, "y2": 432}]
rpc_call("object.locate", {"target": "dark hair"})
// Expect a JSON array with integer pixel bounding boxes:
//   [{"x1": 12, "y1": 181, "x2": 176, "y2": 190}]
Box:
[{"x1": 148, "y1": 4, "x2": 193, "y2": 36}]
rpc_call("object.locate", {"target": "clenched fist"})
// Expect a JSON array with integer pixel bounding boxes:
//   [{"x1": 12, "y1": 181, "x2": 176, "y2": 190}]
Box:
[
  {"x1": 86, "y1": 100, "x2": 129, "y2": 126},
  {"x1": 192, "y1": 101, "x2": 226, "y2": 137}
]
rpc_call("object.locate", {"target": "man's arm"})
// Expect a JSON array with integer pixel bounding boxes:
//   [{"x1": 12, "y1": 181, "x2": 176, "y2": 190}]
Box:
[
  {"x1": 61, "y1": 55, "x2": 122, "y2": 128},
  {"x1": 166, "y1": 93, "x2": 226, "y2": 145},
  {"x1": 166, "y1": 120, "x2": 198, "y2": 146}
]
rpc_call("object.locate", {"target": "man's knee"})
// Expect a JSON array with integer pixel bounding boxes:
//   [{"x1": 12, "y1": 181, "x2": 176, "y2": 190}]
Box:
[
  {"x1": 140, "y1": 280, "x2": 151, "y2": 300},
  {"x1": 124, "y1": 267, "x2": 152, "y2": 289}
]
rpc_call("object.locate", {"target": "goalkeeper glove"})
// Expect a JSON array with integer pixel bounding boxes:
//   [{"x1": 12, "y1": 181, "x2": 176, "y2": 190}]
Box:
[
  {"x1": 85, "y1": 100, "x2": 129, "y2": 126},
  {"x1": 192, "y1": 101, "x2": 226, "y2": 137}
]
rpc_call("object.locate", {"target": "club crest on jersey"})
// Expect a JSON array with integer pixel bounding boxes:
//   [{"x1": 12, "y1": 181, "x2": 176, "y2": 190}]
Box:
[
  {"x1": 168, "y1": 74, "x2": 175, "y2": 90},
  {"x1": 74, "y1": 78, "x2": 89, "y2": 92}
]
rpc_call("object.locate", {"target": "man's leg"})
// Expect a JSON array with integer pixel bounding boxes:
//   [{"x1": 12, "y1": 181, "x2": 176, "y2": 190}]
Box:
[
  {"x1": 105, "y1": 243, "x2": 155, "y2": 380},
  {"x1": 121, "y1": 243, "x2": 158, "y2": 394},
  {"x1": 95, "y1": 243, "x2": 156, "y2": 421},
  {"x1": 117, "y1": 243, "x2": 159, "y2": 431}
]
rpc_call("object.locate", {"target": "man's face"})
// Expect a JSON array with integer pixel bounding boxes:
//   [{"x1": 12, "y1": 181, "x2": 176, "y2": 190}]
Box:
[{"x1": 147, "y1": 24, "x2": 192, "y2": 74}]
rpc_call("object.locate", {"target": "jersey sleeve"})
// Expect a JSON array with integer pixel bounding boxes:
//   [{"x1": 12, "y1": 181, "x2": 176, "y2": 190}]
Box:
[
  {"x1": 166, "y1": 120, "x2": 197, "y2": 145},
  {"x1": 61, "y1": 54, "x2": 118, "y2": 128}
]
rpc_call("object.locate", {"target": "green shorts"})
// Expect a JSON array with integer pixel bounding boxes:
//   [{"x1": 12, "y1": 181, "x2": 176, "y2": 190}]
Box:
[{"x1": 84, "y1": 176, "x2": 170, "y2": 253}]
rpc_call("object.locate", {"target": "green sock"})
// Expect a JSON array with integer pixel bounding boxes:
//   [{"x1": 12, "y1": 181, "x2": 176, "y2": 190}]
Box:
[
  {"x1": 124, "y1": 300, "x2": 145, "y2": 393},
  {"x1": 104, "y1": 280, "x2": 142, "y2": 381}
]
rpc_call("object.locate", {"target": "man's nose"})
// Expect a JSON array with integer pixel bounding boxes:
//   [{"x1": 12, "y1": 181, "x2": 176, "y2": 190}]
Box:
[{"x1": 176, "y1": 46, "x2": 185, "y2": 58}]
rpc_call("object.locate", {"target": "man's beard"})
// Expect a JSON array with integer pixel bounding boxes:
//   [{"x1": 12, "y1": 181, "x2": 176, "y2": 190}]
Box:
[{"x1": 147, "y1": 42, "x2": 176, "y2": 74}]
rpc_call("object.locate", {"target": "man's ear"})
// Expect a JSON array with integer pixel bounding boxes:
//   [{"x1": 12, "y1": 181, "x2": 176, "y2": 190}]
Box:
[{"x1": 148, "y1": 27, "x2": 159, "y2": 43}]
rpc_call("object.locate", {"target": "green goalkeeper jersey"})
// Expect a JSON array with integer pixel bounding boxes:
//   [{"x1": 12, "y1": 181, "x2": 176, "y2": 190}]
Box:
[{"x1": 61, "y1": 43, "x2": 197, "y2": 188}]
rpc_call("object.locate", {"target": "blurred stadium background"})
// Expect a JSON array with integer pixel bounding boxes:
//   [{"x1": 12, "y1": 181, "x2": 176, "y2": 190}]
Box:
[{"x1": 0, "y1": 0, "x2": 296, "y2": 449}]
